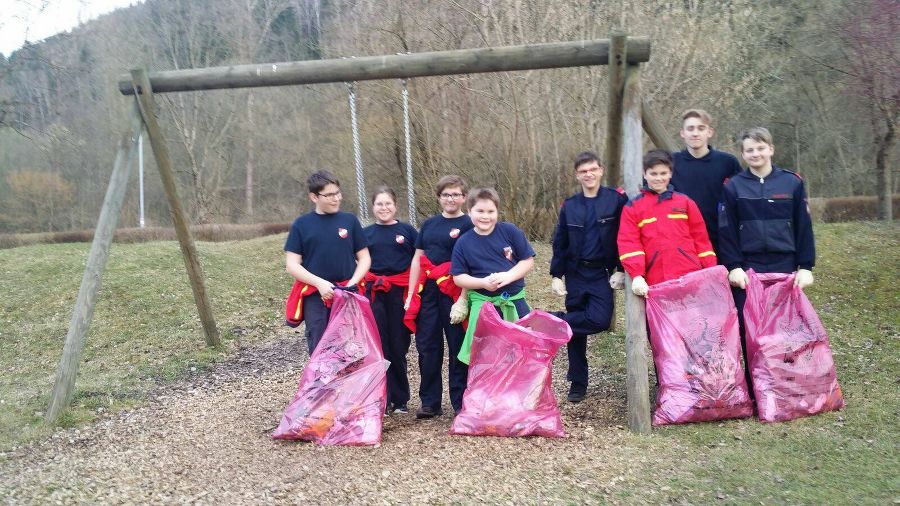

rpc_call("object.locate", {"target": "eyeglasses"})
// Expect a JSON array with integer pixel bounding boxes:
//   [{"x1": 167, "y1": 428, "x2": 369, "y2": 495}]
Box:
[
  {"x1": 316, "y1": 190, "x2": 342, "y2": 199},
  {"x1": 440, "y1": 192, "x2": 464, "y2": 200}
]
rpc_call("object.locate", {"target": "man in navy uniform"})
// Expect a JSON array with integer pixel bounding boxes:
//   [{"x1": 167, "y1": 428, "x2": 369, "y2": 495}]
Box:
[
  {"x1": 719, "y1": 127, "x2": 815, "y2": 377},
  {"x1": 550, "y1": 152, "x2": 628, "y2": 403}
]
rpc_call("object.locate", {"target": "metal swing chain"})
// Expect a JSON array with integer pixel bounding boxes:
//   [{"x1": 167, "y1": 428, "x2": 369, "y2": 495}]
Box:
[
  {"x1": 347, "y1": 82, "x2": 368, "y2": 221},
  {"x1": 401, "y1": 78, "x2": 417, "y2": 227}
]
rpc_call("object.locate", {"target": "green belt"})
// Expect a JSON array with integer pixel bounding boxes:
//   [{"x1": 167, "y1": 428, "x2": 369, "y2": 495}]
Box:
[{"x1": 457, "y1": 288, "x2": 526, "y2": 365}]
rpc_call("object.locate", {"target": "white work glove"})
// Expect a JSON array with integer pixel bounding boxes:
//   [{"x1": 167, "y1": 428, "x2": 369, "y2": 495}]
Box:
[
  {"x1": 631, "y1": 275, "x2": 649, "y2": 297},
  {"x1": 609, "y1": 271, "x2": 626, "y2": 290},
  {"x1": 449, "y1": 296, "x2": 469, "y2": 324},
  {"x1": 551, "y1": 277, "x2": 567, "y2": 296},
  {"x1": 794, "y1": 269, "x2": 814, "y2": 289},
  {"x1": 728, "y1": 268, "x2": 748, "y2": 289}
]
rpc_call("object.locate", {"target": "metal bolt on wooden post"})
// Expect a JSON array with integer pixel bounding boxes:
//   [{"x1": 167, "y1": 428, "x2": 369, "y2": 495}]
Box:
[
  {"x1": 622, "y1": 63, "x2": 652, "y2": 433},
  {"x1": 131, "y1": 69, "x2": 221, "y2": 347},
  {"x1": 46, "y1": 106, "x2": 143, "y2": 422}
]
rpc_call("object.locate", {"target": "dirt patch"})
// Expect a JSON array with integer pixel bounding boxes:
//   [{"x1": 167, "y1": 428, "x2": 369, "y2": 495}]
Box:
[{"x1": 0, "y1": 327, "x2": 662, "y2": 504}]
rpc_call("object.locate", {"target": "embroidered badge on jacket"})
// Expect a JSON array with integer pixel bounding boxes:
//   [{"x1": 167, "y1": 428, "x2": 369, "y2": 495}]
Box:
[
  {"x1": 503, "y1": 246, "x2": 514, "y2": 261},
  {"x1": 449, "y1": 228, "x2": 460, "y2": 238},
  {"x1": 338, "y1": 228, "x2": 348, "y2": 238}
]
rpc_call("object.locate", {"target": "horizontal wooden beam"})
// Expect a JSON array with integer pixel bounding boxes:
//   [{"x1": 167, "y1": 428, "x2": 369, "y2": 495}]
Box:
[{"x1": 119, "y1": 38, "x2": 651, "y2": 95}]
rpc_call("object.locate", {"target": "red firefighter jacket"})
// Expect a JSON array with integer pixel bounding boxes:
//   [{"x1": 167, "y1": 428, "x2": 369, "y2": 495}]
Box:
[
  {"x1": 617, "y1": 185, "x2": 716, "y2": 286},
  {"x1": 364, "y1": 270, "x2": 411, "y2": 302}
]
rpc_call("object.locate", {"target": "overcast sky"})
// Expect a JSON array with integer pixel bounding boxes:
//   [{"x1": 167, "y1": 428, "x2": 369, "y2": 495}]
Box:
[{"x1": 0, "y1": 0, "x2": 145, "y2": 57}]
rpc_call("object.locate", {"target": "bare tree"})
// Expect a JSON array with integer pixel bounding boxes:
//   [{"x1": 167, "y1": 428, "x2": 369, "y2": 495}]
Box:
[{"x1": 835, "y1": 0, "x2": 898, "y2": 220}]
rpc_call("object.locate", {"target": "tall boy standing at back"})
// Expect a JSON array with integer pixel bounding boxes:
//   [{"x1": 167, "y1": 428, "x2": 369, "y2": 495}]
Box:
[
  {"x1": 672, "y1": 109, "x2": 742, "y2": 255},
  {"x1": 284, "y1": 170, "x2": 371, "y2": 355},
  {"x1": 549, "y1": 152, "x2": 628, "y2": 403}
]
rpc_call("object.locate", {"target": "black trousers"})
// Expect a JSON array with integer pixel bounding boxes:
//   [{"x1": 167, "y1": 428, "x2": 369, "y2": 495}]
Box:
[
  {"x1": 368, "y1": 284, "x2": 412, "y2": 408},
  {"x1": 415, "y1": 280, "x2": 468, "y2": 412},
  {"x1": 562, "y1": 266, "x2": 614, "y2": 390}
]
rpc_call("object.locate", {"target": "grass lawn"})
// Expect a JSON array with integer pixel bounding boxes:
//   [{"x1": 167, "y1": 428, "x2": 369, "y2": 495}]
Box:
[
  {"x1": 0, "y1": 235, "x2": 287, "y2": 447},
  {"x1": 0, "y1": 222, "x2": 897, "y2": 502}
]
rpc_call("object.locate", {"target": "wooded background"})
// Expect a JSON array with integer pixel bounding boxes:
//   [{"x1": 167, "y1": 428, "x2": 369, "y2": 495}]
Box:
[{"x1": 0, "y1": 0, "x2": 896, "y2": 237}]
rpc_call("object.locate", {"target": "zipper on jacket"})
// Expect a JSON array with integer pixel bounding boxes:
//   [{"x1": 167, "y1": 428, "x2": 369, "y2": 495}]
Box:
[
  {"x1": 760, "y1": 176, "x2": 767, "y2": 253},
  {"x1": 677, "y1": 247, "x2": 702, "y2": 269},
  {"x1": 645, "y1": 251, "x2": 660, "y2": 273}
]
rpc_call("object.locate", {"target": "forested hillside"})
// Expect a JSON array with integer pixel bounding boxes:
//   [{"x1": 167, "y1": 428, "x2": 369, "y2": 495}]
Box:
[{"x1": 0, "y1": 0, "x2": 895, "y2": 235}]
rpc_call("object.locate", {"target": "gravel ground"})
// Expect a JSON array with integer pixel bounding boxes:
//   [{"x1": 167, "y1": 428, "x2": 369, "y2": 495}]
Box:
[{"x1": 0, "y1": 327, "x2": 662, "y2": 505}]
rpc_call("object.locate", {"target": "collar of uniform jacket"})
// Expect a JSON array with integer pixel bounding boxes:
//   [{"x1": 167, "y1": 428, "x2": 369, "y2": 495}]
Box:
[
  {"x1": 740, "y1": 165, "x2": 795, "y2": 180},
  {"x1": 640, "y1": 182, "x2": 675, "y2": 202},
  {"x1": 680, "y1": 145, "x2": 716, "y2": 162}
]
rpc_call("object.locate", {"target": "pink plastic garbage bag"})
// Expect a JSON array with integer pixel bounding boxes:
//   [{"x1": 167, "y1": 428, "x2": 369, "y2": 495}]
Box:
[
  {"x1": 450, "y1": 304, "x2": 571, "y2": 438},
  {"x1": 744, "y1": 270, "x2": 844, "y2": 422},
  {"x1": 273, "y1": 290, "x2": 389, "y2": 445},
  {"x1": 645, "y1": 266, "x2": 754, "y2": 425}
]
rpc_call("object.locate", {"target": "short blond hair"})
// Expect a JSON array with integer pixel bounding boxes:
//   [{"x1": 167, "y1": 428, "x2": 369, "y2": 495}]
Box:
[
  {"x1": 681, "y1": 109, "x2": 713, "y2": 127},
  {"x1": 739, "y1": 127, "x2": 774, "y2": 147}
]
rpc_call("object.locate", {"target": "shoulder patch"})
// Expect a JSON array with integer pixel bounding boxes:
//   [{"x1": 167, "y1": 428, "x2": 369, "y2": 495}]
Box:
[
  {"x1": 782, "y1": 168, "x2": 803, "y2": 180},
  {"x1": 616, "y1": 186, "x2": 625, "y2": 195}
]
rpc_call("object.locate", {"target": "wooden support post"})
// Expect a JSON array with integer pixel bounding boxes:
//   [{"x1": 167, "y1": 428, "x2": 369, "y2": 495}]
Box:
[
  {"x1": 46, "y1": 105, "x2": 143, "y2": 422},
  {"x1": 131, "y1": 69, "x2": 221, "y2": 347},
  {"x1": 605, "y1": 31, "x2": 627, "y2": 187},
  {"x1": 641, "y1": 98, "x2": 678, "y2": 152},
  {"x1": 624, "y1": 276, "x2": 652, "y2": 433},
  {"x1": 622, "y1": 63, "x2": 652, "y2": 433}
]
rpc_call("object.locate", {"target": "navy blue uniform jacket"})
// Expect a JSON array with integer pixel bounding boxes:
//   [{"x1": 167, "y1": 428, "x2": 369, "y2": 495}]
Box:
[
  {"x1": 550, "y1": 187, "x2": 628, "y2": 277},
  {"x1": 718, "y1": 167, "x2": 815, "y2": 273}
]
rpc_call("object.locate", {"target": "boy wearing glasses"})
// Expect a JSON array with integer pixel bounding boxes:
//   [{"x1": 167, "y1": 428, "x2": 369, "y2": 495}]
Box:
[
  {"x1": 549, "y1": 152, "x2": 628, "y2": 403},
  {"x1": 284, "y1": 170, "x2": 371, "y2": 355},
  {"x1": 404, "y1": 175, "x2": 473, "y2": 418}
]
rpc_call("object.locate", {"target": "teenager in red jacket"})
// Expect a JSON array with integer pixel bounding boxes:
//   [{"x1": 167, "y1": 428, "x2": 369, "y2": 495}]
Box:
[{"x1": 617, "y1": 149, "x2": 717, "y2": 296}]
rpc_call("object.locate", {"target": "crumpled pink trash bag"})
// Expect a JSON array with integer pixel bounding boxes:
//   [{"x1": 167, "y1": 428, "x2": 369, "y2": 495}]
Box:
[
  {"x1": 646, "y1": 266, "x2": 754, "y2": 425},
  {"x1": 273, "y1": 290, "x2": 389, "y2": 445},
  {"x1": 450, "y1": 304, "x2": 571, "y2": 438},
  {"x1": 744, "y1": 270, "x2": 844, "y2": 422}
]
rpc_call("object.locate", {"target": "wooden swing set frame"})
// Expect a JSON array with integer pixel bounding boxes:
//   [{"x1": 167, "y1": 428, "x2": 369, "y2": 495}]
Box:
[{"x1": 47, "y1": 32, "x2": 676, "y2": 433}]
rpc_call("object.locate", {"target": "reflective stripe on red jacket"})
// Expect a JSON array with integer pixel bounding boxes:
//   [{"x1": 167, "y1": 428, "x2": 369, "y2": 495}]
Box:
[
  {"x1": 403, "y1": 255, "x2": 462, "y2": 333},
  {"x1": 616, "y1": 185, "x2": 716, "y2": 286}
]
